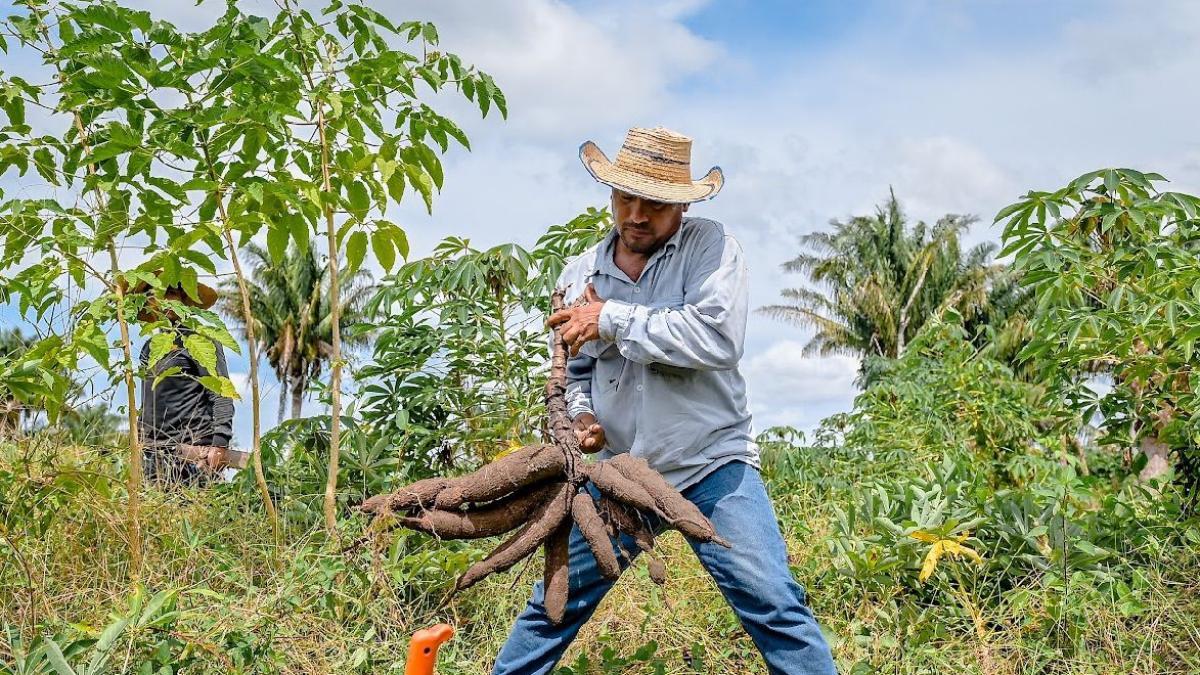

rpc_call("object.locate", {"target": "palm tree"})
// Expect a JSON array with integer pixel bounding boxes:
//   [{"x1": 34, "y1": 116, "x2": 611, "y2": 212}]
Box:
[
  {"x1": 759, "y1": 190, "x2": 1008, "y2": 381},
  {"x1": 219, "y1": 243, "x2": 373, "y2": 423}
]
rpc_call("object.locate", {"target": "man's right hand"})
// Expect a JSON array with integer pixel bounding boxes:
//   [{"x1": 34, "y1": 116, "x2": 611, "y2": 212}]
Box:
[
  {"x1": 572, "y1": 412, "x2": 606, "y2": 453},
  {"x1": 178, "y1": 443, "x2": 230, "y2": 472}
]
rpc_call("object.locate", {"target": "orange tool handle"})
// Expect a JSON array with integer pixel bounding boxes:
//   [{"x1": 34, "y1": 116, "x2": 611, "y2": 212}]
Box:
[{"x1": 405, "y1": 623, "x2": 455, "y2": 675}]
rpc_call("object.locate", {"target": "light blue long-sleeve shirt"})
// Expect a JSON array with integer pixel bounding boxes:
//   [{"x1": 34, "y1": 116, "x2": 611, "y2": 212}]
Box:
[{"x1": 556, "y1": 217, "x2": 759, "y2": 490}]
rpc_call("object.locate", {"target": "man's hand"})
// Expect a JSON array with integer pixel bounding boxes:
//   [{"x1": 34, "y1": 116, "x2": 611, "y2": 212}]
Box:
[
  {"x1": 178, "y1": 443, "x2": 229, "y2": 472},
  {"x1": 572, "y1": 412, "x2": 606, "y2": 453},
  {"x1": 548, "y1": 284, "x2": 605, "y2": 356}
]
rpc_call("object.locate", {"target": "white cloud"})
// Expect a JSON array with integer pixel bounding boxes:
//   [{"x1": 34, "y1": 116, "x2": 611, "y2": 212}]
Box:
[
  {"x1": 318, "y1": 0, "x2": 1200, "y2": 435},
  {"x1": 892, "y1": 137, "x2": 1016, "y2": 219},
  {"x1": 743, "y1": 341, "x2": 860, "y2": 433},
  {"x1": 401, "y1": 0, "x2": 721, "y2": 139}
]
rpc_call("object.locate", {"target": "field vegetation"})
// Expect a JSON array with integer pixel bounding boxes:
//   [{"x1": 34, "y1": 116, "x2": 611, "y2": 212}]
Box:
[{"x1": 2, "y1": 1, "x2": 1199, "y2": 673}]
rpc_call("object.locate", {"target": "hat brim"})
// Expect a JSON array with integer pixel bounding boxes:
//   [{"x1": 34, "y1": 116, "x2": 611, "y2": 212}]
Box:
[{"x1": 579, "y1": 141, "x2": 723, "y2": 204}]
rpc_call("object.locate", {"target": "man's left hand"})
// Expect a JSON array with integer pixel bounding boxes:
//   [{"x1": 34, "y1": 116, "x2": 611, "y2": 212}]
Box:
[{"x1": 548, "y1": 284, "x2": 605, "y2": 356}]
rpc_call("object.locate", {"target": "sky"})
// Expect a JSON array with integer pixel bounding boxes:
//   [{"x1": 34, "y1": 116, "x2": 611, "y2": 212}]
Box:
[{"x1": 3, "y1": 0, "x2": 1200, "y2": 447}]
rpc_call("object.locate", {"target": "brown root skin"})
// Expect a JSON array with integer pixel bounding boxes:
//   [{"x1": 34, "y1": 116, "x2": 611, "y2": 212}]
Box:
[
  {"x1": 598, "y1": 495, "x2": 655, "y2": 553},
  {"x1": 361, "y1": 477, "x2": 449, "y2": 514},
  {"x1": 646, "y1": 554, "x2": 667, "y2": 586},
  {"x1": 584, "y1": 462, "x2": 665, "y2": 519},
  {"x1": 396, "y1": 484, "x2": 557, "y2": 539},
  {"x1": 571, "y1": 492, "x2": 621, "y2": 581},
  {"x1": 543, "y1": 520, "x2": 571, "y2": 625},
  {"x1": 610, "y1": 454, "x2": 731, "y2": 548},
  {"x1": 546, "y1": 291, "x2": 584, "y2": 459},
  {"x1": 456, "y1": 481, "x2": 573, "y2": 592},
  {"x1": 433, "y1": 444, "x2": 564, "y2": 510}
]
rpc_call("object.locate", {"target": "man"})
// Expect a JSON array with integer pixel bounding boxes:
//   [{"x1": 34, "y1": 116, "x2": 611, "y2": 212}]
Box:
[
  {"x1": 127, "y1": 276, "x2": 239, "y2": 485},
  {"x1": 493, "y1": 128, "x2": 838, "y2": 674}
]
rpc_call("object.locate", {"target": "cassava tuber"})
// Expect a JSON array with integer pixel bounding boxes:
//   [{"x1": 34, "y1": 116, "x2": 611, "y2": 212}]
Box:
[{"x1": 361, "y1": 289, "x2": 729, "y2": 624}]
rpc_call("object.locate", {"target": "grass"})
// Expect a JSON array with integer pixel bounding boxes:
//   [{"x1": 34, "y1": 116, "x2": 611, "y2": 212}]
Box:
[{"x1": 3, "y1": 439, "x2": 1199, "y2": 673}]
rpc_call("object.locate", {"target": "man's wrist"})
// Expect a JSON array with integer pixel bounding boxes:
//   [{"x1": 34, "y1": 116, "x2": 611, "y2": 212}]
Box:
[{"x1": 598, "y1": 300, "x2": 633, "y2": 341}]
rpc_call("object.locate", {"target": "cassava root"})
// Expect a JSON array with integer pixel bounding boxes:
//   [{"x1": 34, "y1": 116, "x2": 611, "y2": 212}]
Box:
[{"x1": 361, "y1": 289, "x2": 729, "y2": 624}]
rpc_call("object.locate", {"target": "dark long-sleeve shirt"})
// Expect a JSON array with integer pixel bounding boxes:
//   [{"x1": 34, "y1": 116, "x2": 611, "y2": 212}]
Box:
[{"x1": 138, "y1": 328, "x2": 234, "y2": 449}]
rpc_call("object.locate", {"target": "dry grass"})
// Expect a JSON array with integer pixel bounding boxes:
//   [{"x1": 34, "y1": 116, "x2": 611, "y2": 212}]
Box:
[{"x1": 3, "y1": 441, "x2": 1200, "y2": 673}]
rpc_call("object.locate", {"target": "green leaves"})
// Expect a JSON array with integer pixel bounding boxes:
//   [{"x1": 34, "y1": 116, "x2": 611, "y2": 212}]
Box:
[
  {"x1": 270, "y1": 207, "x2": 301, "y2": 249},
  {"x1": 358, "y1": 216, "x2": 600, "y2": 468},
  {"x1": 183, "y1": 333, "x2": 217, "y2": 376},
  {"x1": 0, "y1": 1, "x2": 502, "y2": 491},
  {"x1": 267, "y1": 223, "x2": 289, "y2": 265},
  {"x1": 369, "y1": 219, "x2": 408, "y2": 272},
  {"x1": 999, "y1": 167, "x2": 1200, "y2": 487},
  {"x1": 404, "y1": 162, "x2": 434, "y2": 214},
  {"x1": 198, "y1": 375, "x2": 240, "y2": 399},
  {"x1": 345, "y1": 230, "x2": 367, "y2": 275},
  {"x1": 370, "y1": 228, "x2": 394, "y2": 271},
  {"x1": 147, "y1": 332, "x2": 177, "y2": 371},
  {"x1": 346, "y1": 181, "x2": 370, "y2": 221},
  {"x1": 73, "y1": 322, "x2": 110, "y2": 370}
]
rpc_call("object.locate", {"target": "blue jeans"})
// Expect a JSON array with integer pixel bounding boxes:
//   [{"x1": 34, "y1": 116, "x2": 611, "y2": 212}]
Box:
[{"x1": 492, "y1": 461, "x2": 837, "y2": 675}]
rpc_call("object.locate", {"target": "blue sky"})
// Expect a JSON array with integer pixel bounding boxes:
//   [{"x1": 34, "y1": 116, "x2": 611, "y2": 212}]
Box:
[{"x1": 4, "y1": 0, "x2": 1200, "y2": 446}]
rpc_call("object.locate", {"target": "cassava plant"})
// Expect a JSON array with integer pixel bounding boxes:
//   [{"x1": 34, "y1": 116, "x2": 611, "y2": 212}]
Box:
[
  {"x1": 997, "y1": 169, "x2": 1200, "y2": 495},
  {"x1": 358, "y1": 207, "x2": 611, "y2": 474},
  {"x1": 271, "y1": 0, "x2": 506, "y2": 533},
  {"x1": 362, "y1": 290, "x2": 729, "y2": 624},
  {"x1": 1, "y1": 0, "x2": 506, "y2": 543},
  {"x1": 0, "y1": 0, "x2": 249, "y2": 575}
]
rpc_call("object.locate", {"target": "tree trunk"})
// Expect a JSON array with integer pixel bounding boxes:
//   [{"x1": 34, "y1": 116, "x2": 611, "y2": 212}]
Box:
[
  {"x1": 201, "y1": 125, "x2": 280, "y2": 536},
  {"x1": 315, "y1": 105, "x2": 343, "y2": 535},
  {"x1": 107, "y1": 245, "x2": 143, "y2": 581},
  {"x1": 65, "y1": 96, "x2": 143, "y2": 579},
  {"x1": 277, "y1": 374, "x2": 288, "y2": 426},
  {"x1": 291, "y1": 377, "x2": 305, "y2": 420},
  {"x1": 287, "y1": 0, "x2": 342, "y2": 534},
  {"x1": 277, "y1": 331, "x2": 293, "y2": 426}
]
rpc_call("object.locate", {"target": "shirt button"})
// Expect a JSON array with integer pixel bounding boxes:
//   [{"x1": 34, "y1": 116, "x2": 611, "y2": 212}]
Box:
[
  {"x1": 636, "y1": 384, "x2": 643, "y2": 392},
  {"x1": 633, "y1": 287, "x2": 641, "y2": 294}
]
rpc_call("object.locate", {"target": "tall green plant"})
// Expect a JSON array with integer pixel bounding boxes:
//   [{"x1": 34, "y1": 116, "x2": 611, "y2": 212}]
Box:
[
  {"x1": 0, "y1": 0, "x2": 505, "y2": 548},
  {"x1": 0, "y1": 0, "x2": 246, "y2": 574},
  {"x1": 358, "y1": 208, "x2": 610, "y2": 474},
  {"x1": 268, "y1": 1, "x2": 505, "y2": 533},
  {"x1": 997, "y1": 168, "x2": 1200, "y2": 492}
]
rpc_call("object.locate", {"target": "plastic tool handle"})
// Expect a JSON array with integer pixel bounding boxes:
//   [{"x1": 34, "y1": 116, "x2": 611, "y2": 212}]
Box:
[{"x1": 405, "y1": 623, "x2": 455, "y2": 675}]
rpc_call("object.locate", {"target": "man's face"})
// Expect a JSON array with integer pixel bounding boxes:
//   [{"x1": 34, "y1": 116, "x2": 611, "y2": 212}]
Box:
[{"x1": 611, "y1": 189, "x2": 687, "y2": 255}]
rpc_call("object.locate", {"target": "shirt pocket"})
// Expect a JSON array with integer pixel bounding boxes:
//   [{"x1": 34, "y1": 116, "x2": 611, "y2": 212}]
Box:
[{"x1": 593, "y1": 348, "x2": 624, "y2": 394}]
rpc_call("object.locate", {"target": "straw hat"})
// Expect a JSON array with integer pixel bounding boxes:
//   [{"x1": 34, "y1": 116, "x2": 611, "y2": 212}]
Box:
[{"x1": 579, "y1": 126, "x2": 723, "y2": 204}]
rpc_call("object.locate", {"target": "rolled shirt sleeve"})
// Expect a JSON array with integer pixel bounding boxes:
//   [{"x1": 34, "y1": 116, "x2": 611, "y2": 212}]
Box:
[
  {"x1": 564, "y1": 352, "x2": 596, "y2": 420},
  {"x1": 598, "y1": 232, "x2": 747, "y2": 371}
]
